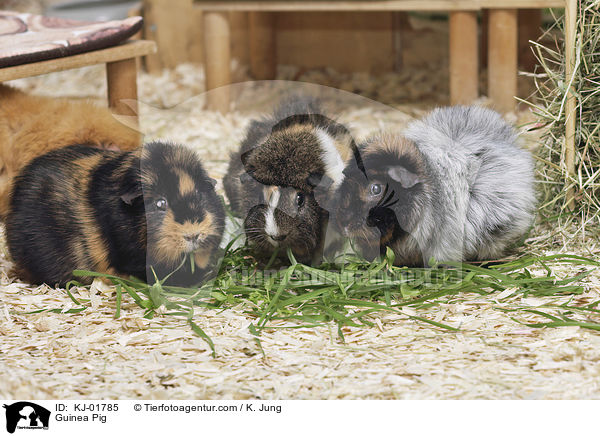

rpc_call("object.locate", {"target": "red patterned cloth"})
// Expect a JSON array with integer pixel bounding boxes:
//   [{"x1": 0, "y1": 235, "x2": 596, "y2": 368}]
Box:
[{"x1": 0, "y1": 11, "x2": 142, "y2": 68}]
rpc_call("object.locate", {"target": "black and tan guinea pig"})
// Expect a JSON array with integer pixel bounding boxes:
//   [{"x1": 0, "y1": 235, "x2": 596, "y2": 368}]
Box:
[
  {"x1": 223, "y1": 97, "x2": 359, "y2": 264},
  {"x1": 332, "y1": 106, "x2": 536, "y2": 266},
  {"x1": 0, "y1": 84, "x2": 142, "y2": 220},
  {"x1": 5, "y1": 142, "x2": 225, "y2": 287}
]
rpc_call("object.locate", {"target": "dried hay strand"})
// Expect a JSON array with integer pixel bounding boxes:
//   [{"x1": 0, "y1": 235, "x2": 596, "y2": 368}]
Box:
[{"x1": 527, "y1": 1, "x2": 600, "y2": 244}]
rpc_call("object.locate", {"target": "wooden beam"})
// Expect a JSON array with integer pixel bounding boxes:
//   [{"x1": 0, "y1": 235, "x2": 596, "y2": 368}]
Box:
[
  {"x1": 0, "y1": 40, "x2": 156, "y2": 82},
  {"x1": 141, "y1": 0, "x2": 193, "y2": 71},
  {"x1": 518, "y1": 9, "x2": 542, "y2": 72},
  {"x1": 479, "y1": 0, "x2": 563, "y2": 6},
  {"x1": 480, "y1": 9, "x2": 489, "y2": 69},
  {"x1": 203, "y1": 11, "x2": 231, "y2": 112},
  {"x1": 195, "y1": 1, "x2": 563, "y2": 12},
  {"x1": 392, "y1": 11, "x2": 411, "y2": 71},
  {"x1": 142, "y1": 0, "x2": 164, "y2": 72},
  {"x1": 488, "y1": 8, "x2": 518, "y2": 112},
  {"x1": 564, "y1": 0, "x2": 577, "y2": 210},
  {"x1": 249, "y1": 12, "x2": 276, "y2": 80},
  {"x1": 449, "y1": 11, "x2": 479, "y2": 105}
]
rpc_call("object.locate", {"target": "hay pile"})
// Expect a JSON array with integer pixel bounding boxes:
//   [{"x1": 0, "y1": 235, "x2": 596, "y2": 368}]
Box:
[{"x1": 532, "y1": 1, "x2": 600, "y2": 242}]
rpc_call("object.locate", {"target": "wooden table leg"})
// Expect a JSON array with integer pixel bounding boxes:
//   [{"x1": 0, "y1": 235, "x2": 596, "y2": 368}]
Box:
[
  {"x1": 249, "y1": 11, "x2": 276, "y2": 80},
  {"x1": 106, "y1": 58, "x2": 139, "y2": 127},
  {"x1": 204, "y1": 11, "x2": 231, "y2": 113},
  {"x1": 488, "y1": 9, "x2": 518, "y2": 113},
  {"x1": 449, "y1": 11, "x2": 478, "y2": 105},
  {"x1": 564, "y1": 0, "x2": 577, "y2": 210}
]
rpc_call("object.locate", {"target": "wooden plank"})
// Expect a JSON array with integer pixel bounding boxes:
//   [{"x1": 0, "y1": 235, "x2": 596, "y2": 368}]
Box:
[
  {"x1": 203, "y1": 11, "x2": 231, "y2": 112},
  {"x1": 480, "y1": 9, "x2": 488, "y2": 69},
  {"x1": 276, "y1": 12, "x2": 394, "y2": 73},
  {"x1": 188, "y1": 7, "x2": 206, "y2": 64},
  {"x1": 141, "y1": 0, "x2": 163, "y2": 72},
  {"x1": 249, "y1": 12, "x2": 276, "y2": 79},
  {"x1": 479, "y1": 0, "x2": 563, "y2": 6},
  {"x1": 488, "y1": 8, "x2": 518, "y2": 112},
  {"x1": 392, "y1": 12, "x2": 411, "y2": 71},
  {"x1": 141, "y1": 0, "x2": 193, "y2": 70},
  {"x1": 230, "y1": 12, "x2": 251, "y2": 66},
  {"x1": 519, "y1": 9, "x2": 542, "y2": 71},
  {"x1": 195, "y1": 1, "x2": 563, "y2": 12},
  {"x1": 0, "y1": 40, "x2": 156, "y2": 82},
  {"x1": 564, "y1": 0, "x2": 577, "y2": 209},
  {"x1": 197, "y1": 1, "x2": 481, "y2": 11},
  {"x1": 449, "y1": 11, "x2": 478, "y2": 104}
]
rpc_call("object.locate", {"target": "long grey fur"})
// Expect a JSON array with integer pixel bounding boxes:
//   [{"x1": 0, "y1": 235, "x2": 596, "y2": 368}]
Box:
[{"x1": 403, "y1": 105, "x2": 536, "y2": 263}]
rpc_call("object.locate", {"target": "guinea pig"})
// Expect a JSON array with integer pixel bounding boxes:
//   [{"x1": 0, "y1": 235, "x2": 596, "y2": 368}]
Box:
[
  {"x1": 0, "y1": 84, "x2": 142, "y2": 220},
  {"x1": 333, "y1": 105, "x2": 536, "y2": 265},
  {"x1": 5, "y1": 141, "x2": 224, "y2": 287},
  {"x1": 223, "y1": 96, "x2": 359, "y2": 264}
]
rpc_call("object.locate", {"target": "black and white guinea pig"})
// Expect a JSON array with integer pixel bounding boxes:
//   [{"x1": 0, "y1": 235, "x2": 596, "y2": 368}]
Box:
[
  {"x1": 223, "y1": 97, "x2": 358, "y2": 264},
  {"x1": 6, "y1": 142, "x2": 225, "y2": 287},
  {"x1": 333, "y1": 106, "x2": 536, "y2": 265}
]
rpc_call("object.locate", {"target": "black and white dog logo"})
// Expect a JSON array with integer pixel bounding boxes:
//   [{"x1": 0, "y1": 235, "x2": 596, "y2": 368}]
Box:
[{"x1": 3, "y1": 402, "x2": 50, "y2": 433}]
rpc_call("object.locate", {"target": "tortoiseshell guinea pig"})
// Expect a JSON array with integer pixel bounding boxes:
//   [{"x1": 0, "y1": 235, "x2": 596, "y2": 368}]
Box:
[
  {"x1": 6, "y1": 142, "x2": 224, "y2": 287},
  {"x1": 333, "y1": 135, "x2": 431, "y2": 265}
]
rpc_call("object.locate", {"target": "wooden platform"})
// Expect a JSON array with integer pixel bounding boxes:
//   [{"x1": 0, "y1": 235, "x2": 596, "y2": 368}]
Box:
[
  {"x1": 196, "y1": 0, "x2": 564, "y2": 11},
  {"x1": 196, "y1": 0, "x2": 565, "y2": 113},
  {"x1": 0, "y1": 40, "x2": 157, "y2": 122}
]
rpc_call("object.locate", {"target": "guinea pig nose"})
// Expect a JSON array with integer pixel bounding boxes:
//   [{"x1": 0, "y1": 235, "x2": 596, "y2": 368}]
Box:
[
  {"x1": 271, "y1": 234, "x2": 287, "y2": 242},
  {"x1": 184, "y1": 233, "x2": 201, "y2": 242}
]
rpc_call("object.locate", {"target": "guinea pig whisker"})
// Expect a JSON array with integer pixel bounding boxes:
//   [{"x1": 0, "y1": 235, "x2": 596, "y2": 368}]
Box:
[
  {"x1": 246, "y1": 230, "x2": 264, "y2": 237},
  {"x1": 377, "y1": 186, "x2": 393, "y2": 206},
  {"x1": 383, "y1": 198, "x2": 399, "y2": 209}
]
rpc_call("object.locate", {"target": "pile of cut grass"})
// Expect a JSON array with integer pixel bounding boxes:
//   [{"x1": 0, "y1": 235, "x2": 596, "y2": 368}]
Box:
[
  {"x1": 25, "y1": 244, "x2": 599, "y2": 357},
  {"x1": 526, "y1": 1, "x2": 600, "y2": 242}
]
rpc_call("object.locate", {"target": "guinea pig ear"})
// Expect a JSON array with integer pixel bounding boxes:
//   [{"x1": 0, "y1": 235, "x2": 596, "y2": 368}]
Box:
[
  {"x1": 239, "y1": 172, "x2": 254, "y2": 184},
  {"x1": 306, "y1": 171, "x2": 326, "y2": 188},
  {"x1": 387, "y1": 166, "x2": 420, "y2": 189},
  {"x1": 240, "y1": 149, "x2": 253, "y2": 167},
  {"x1": 308, "y1": 172, "x2": 335, "y2": 209},
  {"x1": 120, "y1": 184, "x2": 143, "y2": 205}
]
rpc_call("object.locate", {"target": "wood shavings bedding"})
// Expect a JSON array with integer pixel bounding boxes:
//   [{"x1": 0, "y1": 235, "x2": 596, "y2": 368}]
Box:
[{"x1": 1, "y1": 64, "x2": 599, "y2": 399}]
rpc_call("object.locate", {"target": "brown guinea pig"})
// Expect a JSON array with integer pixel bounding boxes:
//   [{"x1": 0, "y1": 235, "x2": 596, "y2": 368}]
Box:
[
  {"x1": 0, "y1": 84, "x2": 142, "y2": 220},
  {"x1": 5, "y1": 142, "x2": 224, "y2": 287},
  {"x1": 223, "y1": 97, "x2": 358, "y2": 264}
]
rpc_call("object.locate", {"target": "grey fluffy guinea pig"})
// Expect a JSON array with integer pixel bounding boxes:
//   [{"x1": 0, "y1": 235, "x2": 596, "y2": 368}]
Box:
[
  {"x1": 6, "y1": 142, "x2": 225, "y2": 287},
  {"x1": 333, "y1": 105, "x2": 536, "y2": 265},
  {"x1": 223, "y1": 97, "x2": 359, "y2": 264}
]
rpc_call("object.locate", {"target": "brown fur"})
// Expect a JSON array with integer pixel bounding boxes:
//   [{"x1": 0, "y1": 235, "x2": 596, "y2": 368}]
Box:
[
  {"x1": 175, "y1": 168, "x2": 196, "y2": 196},
  {"x1": 0, "y1": 84, "x2": 141, "y2": 219},
  {"x1": 152, "y1": 211, "x2": 217, "y2": 268}
]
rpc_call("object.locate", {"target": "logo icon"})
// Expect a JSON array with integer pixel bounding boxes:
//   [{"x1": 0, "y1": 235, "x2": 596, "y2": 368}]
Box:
[{"x1": 3, "y1": 402, "x2": 50, "y2": 434}]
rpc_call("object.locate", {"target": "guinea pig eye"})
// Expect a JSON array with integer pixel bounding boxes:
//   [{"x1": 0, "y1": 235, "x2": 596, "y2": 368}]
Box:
[
  {"x1": 155, "y1": 198, "x2": 168, "y2": 211},
  {"x1": 296, "y1": 192, "x2": 305, "y2": 208},
  {"x1": 369, "y1": 183, "x2": 383, "y2": 196}
]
